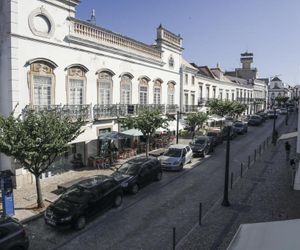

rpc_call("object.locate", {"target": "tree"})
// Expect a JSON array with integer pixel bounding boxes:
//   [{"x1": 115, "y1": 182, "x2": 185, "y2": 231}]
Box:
[
  {"x1": 0, "y1": 109, "x2": 84, "y2": 208},
  {"x1": 119, "y1": 109, "x2": 168, "y2": 158},
  {"x1": 185, "y1": 112, "x2": 208, "y2": 139},
  {"x1": 207, "y1": 99, "x2": 247, "y2": 120},
  {"x1": 275, "y1": 96, "x2": 289, "y2": 107}
]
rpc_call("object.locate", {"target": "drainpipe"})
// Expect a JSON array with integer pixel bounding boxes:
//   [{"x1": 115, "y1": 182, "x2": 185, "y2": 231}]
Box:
[{"x1": 179, "y1": 66, "x2": 184, "y2": 115}]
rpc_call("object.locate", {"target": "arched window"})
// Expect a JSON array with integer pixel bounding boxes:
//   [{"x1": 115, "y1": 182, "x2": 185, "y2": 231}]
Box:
[
  {"x1": 97, "y1": 71, "x2": 113, "y2": 105},
  {"x1": 153, "y1": 79, "x2": 162, "y2": 105},
  {"x1": 167, "y1": 82, "x2": 175, "y2": 105},
  {"x1": 27, "y1": 58, "x2": 57, "y2": 106},
  {"x1": 139, "y1": 77, "x2": 150, "y2": 105},
  {"x1": 120, "y1": 74, "x2": 132, "y2": 104},
  {"x1": 66, "y1": 65, "x2": 88, "y2": 105}
]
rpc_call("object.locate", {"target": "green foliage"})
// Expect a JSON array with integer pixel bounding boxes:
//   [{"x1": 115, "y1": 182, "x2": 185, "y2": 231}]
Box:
[
  {"x1": 275, "y1": 96, "x2": 289, "y2": 106},
  {"x1": 0, "y1": 109, "x2": 84, "y2": 176},
  {"x1": 186, "y1": 112, "x2": 208, "y2": 138},
  {"x1": 119, "y1": 109, "x2": 168, "y2": 157},
  {"x1": 0, "y1": 108, "x2": 84, "y2": 207},
  {"x1": 207, "y1": 99, "x2": 247, "y2": 118}
]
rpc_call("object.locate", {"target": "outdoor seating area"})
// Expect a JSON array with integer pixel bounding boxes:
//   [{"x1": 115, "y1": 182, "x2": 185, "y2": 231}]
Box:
[{"x1": 87, "y1": 130, "x2": 175, "y2": 169}]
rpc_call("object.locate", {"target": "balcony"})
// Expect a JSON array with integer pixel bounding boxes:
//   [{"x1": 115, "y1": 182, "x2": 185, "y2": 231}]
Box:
[
  {"x1": 62, "y1": 104, "x2": 92, "y2": 121},
  {"x1": 183, "y1": 105, "x2": 198, "y2": 113},
  {"x1": 68, "y1": 17, "x2": 162, "y2": 62},
  {"x1": 22, "y1": 104, "x2": 92, "y2": 121},
  {"x1": 166, "y1": 104, "x2": 178, "y2": 114},
  {"x1": 93, "y1": 104, "x2": 118, "y2": 120}
]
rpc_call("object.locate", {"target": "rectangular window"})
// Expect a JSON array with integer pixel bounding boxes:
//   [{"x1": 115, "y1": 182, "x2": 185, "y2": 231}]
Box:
[
  {"x1": 213, "y1": 88, "x2": 216, "y2": 98},
  {"x1": 99, "y1": 82, "x2": 111, "y2": 105},
  {"x1": 154, "y1": 87, "x2": 161, "y2": 104},
  {"x1": 33, "y1": 75, "x2": 52, "y2": 106},
  {"x1": 232, "y1": 92, "x2": 234, "y2": 101},
  {"x1": 139, "y1": 86, "x2": 148, "y2": 105},
  {"x1": 206, "y1": 86, "x2": 210, "y2": 99},
  {"x1": 226, "y1": 92, "x2": 229, "y2": 100},
  {"x1": 69, "y1": 79, "x2": 84, "y2": 105},
  {"x1": 192, "y1": 76, "x2": 195, "y2": 85},
  {"x1": 168, "y1": 93, "x2": 174, "y2": 105},
  {"x1": 219, "y1": 89, "x2": 223, "y2": 100},
  {"x1": 199, "y1": 85, "x2": 203, "y2": 99},
  {"x1": 191, "y1": 94, "x2": 195, "y2": 105},
  {"x1": 121, "y1": 84, "x2": 131, "y2": 104},
  {"x1": 184, "y1": 93, "x2": 189, "y2": 105},
  {"x1": 185, "y1": 74, "x2": 188, "y2": 85}
]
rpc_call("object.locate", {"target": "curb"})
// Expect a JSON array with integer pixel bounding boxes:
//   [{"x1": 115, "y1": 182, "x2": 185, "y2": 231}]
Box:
[{"x1": 20, "y1": 210, "x2": 44, "y2": 224}]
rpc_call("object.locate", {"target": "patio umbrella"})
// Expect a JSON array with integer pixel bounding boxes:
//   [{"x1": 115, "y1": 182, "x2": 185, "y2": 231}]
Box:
[
  {"x1": 121, "y1": 128, "x2": 143, "y2": 137},
  {"x1": 99, "y1": 131, "x2": 132, "y2": 140}
]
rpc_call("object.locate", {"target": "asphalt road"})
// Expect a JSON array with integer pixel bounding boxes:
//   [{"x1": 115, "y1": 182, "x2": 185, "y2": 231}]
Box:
[{"x1": 25, "y1": 115, "x2": 290, "y2": 250}]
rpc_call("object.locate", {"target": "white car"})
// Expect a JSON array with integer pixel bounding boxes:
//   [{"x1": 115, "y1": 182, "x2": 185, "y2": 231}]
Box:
[{"x1": 159, "y1": 144, "x2": 192, "y2": 171}]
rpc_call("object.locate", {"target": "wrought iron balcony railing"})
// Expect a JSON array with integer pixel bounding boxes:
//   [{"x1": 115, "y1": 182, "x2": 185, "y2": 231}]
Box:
[
  {"x1": 166, "y1": 104, "x2": 178, "y2": 114},
  {"x1": 62, "y1": 104, "x2": 92, "y2": 121},
  {"x1": 183, "y1": 105, "x2": 198, "y2": 113}
]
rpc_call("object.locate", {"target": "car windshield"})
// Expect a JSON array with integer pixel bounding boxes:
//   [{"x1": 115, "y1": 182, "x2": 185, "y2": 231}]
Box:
[
  {"x1": 234, "y1": 123, "x2": 243, "y2": 127},
  {"x1": 118, "y1": 162, "x2": 141, "y2": 175},
  {"x1": 250, "y1": 116, "x2": 260, "y2": 119},
  {"x1": 207, "y1": 132, "x2": 217, "y2": 137},
  {"x1": 192, "y1": 139, "x2": 205, "y2": 144},
  {"x1": 164, "y1": 148, "x2": 182, "y2": 157}
]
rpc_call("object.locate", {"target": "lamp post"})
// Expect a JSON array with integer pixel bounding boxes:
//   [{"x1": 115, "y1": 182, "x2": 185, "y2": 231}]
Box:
[
  {"x1": 176, "y1": 111, "x2": 179, "y2": 144},
  {"x1": 272, "y1": 107, "x2": 277, "y2": 145},
  {"x1": 222, "y1": 121, "x2": 232, "y2": 207}
]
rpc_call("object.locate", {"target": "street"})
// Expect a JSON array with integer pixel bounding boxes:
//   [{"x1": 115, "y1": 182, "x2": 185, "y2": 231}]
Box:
[{"x1": 25, "y1": 115, "x2": 290, "y2": 250}]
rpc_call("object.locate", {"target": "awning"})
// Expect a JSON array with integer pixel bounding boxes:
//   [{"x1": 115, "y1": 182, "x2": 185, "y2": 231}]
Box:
[
  {"x1": 69, "y1": 126, "x2": 97, "y2": 144},
  {"x1": 278, "y1": 132, "x2": 298, "y2": 141},
  {"x1": 122, "y1": 129, "x2": 143, "y2": 137},
  {"x1": 99, "y1": 131, "x2": 132, "y2": 140},
  {"x1": 228, "y1": 219, "x2": 300, "y2": 250}
]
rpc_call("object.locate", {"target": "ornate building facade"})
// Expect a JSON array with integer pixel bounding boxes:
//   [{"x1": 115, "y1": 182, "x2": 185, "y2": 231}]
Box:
[{"x1": 0, "y1": 0, "x2": 268, "y2": 186}]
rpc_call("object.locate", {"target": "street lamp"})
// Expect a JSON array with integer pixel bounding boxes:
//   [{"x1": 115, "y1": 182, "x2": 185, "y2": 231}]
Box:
[
  {"x1": 176, "y1": 110, "x2": 184, "y2": 144},
  {"x1": 272, "y1": 107, "x2": 278, "y2": 145},
  {"x1": 222, "y1": 121, "x2": 232, "y2": 207}
]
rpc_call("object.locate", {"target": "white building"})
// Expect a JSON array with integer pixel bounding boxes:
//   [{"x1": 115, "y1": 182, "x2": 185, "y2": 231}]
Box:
[
  {"x1": 0, "y1": 0, "x2": 268, "y2": 187},
  {"x1": 268, "y1": 77, "x2": 291, "y2": 106}
]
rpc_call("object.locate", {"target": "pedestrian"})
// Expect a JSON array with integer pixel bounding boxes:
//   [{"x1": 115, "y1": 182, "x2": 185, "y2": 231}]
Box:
[
  {"x1": 290, "y1": 159, "x2": 296, "y2": 188},
  {"x1": 285, "y1": 141, "x2": 291, "y2": 161}
]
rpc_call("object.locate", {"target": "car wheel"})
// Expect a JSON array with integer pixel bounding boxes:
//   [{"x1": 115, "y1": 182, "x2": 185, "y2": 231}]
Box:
[
  {"x1": 73, "y1": 216, "x2": 86, "y2": 230},
  {"x1": 179, "y1": 164, "x2": 184, "y2": 171},
  {"x1": 131, "y1": 183, "x2": 139, "y2": 194},
  {"x1": 113, "y1": 194, "x2": 123, "y2": 207},
  {"x1": 202, "y1": 150, "x2": 207, "y2": 158},
  {"x1": 155, "y1": 171, "x2": 162, "y2": 181}
]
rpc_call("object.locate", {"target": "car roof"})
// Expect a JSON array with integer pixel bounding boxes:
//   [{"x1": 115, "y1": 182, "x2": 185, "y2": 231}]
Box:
[
  {"x1": 169, "y1": 144, "x2": 188, "y2": 149},
  {"x1": 194, "y1": 136, "x2": 208, "y2": 140},
  {"x1": 76, "y1": 175, "x2": 113, "y2": 189},
  {"x1": 127, "y1": 156, "x2": 157, "y2": 164}
]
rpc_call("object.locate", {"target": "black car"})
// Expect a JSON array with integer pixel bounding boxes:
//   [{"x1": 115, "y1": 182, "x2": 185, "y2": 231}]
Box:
[
  {"x1": 255, "y1": 112, "x2": 267, "y2": 122},
  {"x1": 0, "y1": 216, "x2": 29, "y2": 250},
  {"x1": 44, "y1": 175, "x2": 123, "y2": 230},
  {"x1": 248, "y1": 115, "x2": 263, "y2": 126},
  {"x1": 190, "y1": 136, "x2": 213, "y2": 157},
  {"x1": 111, "y1": 157, "x2": 162, "y2": 194},
  {"x1": 232, "y1": 121, "x2": 248, "y2": 134},
  {"x1": 207, "y1": 131, "x2": 223, "y2": 146}
]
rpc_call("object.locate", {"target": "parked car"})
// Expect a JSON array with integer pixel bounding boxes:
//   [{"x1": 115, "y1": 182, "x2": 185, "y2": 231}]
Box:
[
  {"x1": 288, "y1": 106, "x2": 294, "y2": 112},
  {"x1": 189, "y1": 136, "x2": 213, "y2": 157},
  {"x1": 255, "y1": 112, "x2": 267, "y2": 122},
  {"x1": 0, "y1": 216, "x2": 29, "y2": 250},
  {"x1": 266, "y1": 110, "x2": 278, "y2": 119},
  {"x1": 159, "y1": 144, "x2": 192, "y2": 171},
  {"x1": 233, "y1": 121, "x2": 248, "y2": 134},
  {"x1": 206, "y1": 130, "x2": 223, "y2": 146},
  {"x1": 111, "y1": 157, "x2": 162, "y2": 194},
  {"x1": 248, "y1": 115, "x2": 263, "y2": 126},
  {"x1": 44, "y1": 175, "x2": 123, "y2": 230},
  {"x1": 222, "y1": 126, "x2": 237, "y2": 140},
  {"x1": 279, "y1": 108, "x2": 288, "y2": 115}
]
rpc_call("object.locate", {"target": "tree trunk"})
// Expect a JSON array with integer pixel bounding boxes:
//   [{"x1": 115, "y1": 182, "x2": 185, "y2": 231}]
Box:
[
  {"x1": 146, "y1": 136, "x2": 149, "y2": 158},
  {"x1": 35, "y1": 174, "x2": 44, "y2": 208}
]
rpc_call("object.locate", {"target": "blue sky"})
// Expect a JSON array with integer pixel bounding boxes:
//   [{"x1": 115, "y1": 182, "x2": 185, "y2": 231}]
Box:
[{"x1": 76, "y1": 0, "x2": 300, "y2": 85}]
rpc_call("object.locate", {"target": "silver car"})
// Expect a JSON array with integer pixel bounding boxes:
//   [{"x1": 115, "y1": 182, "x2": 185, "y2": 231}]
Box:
[{"x1": 159, "y1": 144, "x2": 192, "y2": 171}]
